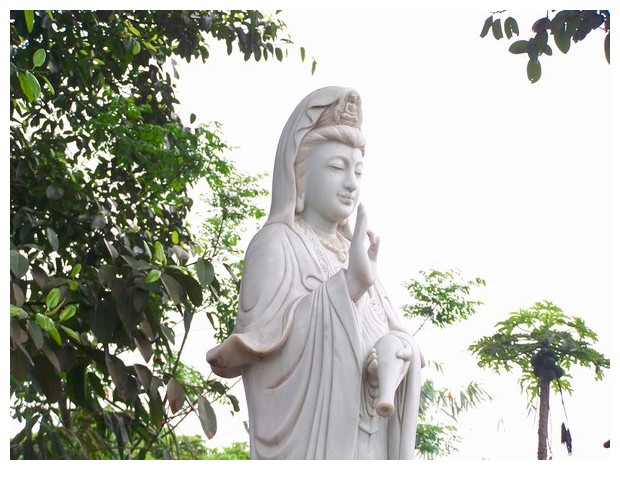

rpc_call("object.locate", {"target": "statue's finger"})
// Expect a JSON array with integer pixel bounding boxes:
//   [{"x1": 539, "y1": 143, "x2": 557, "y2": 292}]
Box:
[
  {"x1": 353, "y1": 203, "x2": 367, "y2": 241},
  {"x1": 368, "y1": 236, "x2": 380, "y2": 261}
]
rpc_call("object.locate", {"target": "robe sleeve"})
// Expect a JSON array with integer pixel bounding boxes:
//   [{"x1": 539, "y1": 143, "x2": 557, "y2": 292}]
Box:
[{"x1": 206, "y1": 223, "x2": 358, "y2": 378}]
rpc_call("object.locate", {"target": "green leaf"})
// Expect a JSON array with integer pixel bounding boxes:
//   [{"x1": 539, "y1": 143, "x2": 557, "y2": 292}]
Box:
[
  {"x1": 124, "y1": 20, "x2": 140, "y2": 36},
  {"x1": 35, "y1": 312, "x2": 54, "y2": 331},
  {"x1": 33, "y1": 48, "x2": 46, "y2": 67},
  {"x1": 504, "y1": 17, "x2": 519, "y2": 39},
  {"x1": 10, "y1": 250, "x2": 29, "y2": 278},
  {"x1": 24, "y1": 10, "x2": 34, "y2": 33},
  {"x1": 10, "y1": 305, "x2": 22, "y2": 318},
  {"x1": 106, "y1": 353, "x2": 128, "y2": 393},
  {"x1": 133, "y1": 331, "x2": 153, "y2": 363},
  {"x1": 197, "y1": 395, "x2": 217, "y2": 439},
  {"x1": 480, "y1": 15, "x2": 493, "y2": 38},
  {"x1": 153, "y1": 241, "x2": 165, "y2": 265},
  {"x1": 17, "y1": 71, "x2": 38, "y2": 102},
  {"x1": 166, "y1": 269, "x2": 203, "y2": 307},
  {"x1": 133, "y1": 364, "x2": 153, "y2": 389},
  {"x1": 527, "y1": 59, "x2": 542, "y2": 83},
  {"x1": 509, "y1": 40, "x2": 529, "y2": 54},
  {"x1": 104, "y1": 239, "x2": 118, "y2": 260},
  {"x1": 161, "y1": 273, "x2": 184, "y2": 304},
  {"x1": 149, "y1": 391, "x2": 164, "y2": 429},
  {"x1": 189, "y1": 113, "x2": 196, "y2": 124},
  {"x1": 27, "y1": 319, "x2": 44, "y2": 350},
  {"x1": 34, "y1": 355, "x2": 62, "y2": 402},
  {"x1": 166, "y1": 377, "x2": 185, "y2": 414},
  {"x1": 47, "y1": 227, "x2": 59, "y2": 251},
  {"x1": 10, "y1": 318, "x2": 28, "y2": 345},
  {"x1": 121, "y1": 254, "x2": 142, "y2": 271},
  {"x1": 532, "y1": 17, "x2": 551, "y2": 33},
  {"x1": 69, "y1": 264, "x2": 81, "y2": 279},
  {"x1": 97, "y1": 264, "x2": 116, "y2": 286},
  {"x1": 25, "y1": 71, "x2": 41, "y2": 101},
  {"x1": 143, "y1": 240, "x2": 152, "y2": 261},
  {"x1": 132, "y1": 39, "x2": 141, "y2": 55},
  {"x1": 145, "y1": 269, "x2": 161, "y2": 284},
  {"x1": 66, "y1": 364, "x2": 88, "y2": 409},
  {"x1": 300, "y1": 46, "x2": 306, "y2": 62},
  {"x1": 59, "y1": 325, "x2": 80, "y2": 342},
  {"x1": 183, "y1": 306, "x2": 193, "y2": 333},
  {"x1": 535, "y1": 30, "x2": 549, "y2": 51},
  {"x1": 42, "y1": 75, "x2": 55, "y2": 95},
  {"x1": 275, "y1": 47, "x2": 283, "y2": 61},
  {"x1": 492, "y1": 18, "x2": 503, "y2": 40},
  {"x1": 35, "y1": 313, "x2": 61, "y2": 345},
  {"x1": 171, "y1": 230, "x2": 179, "y2": 245},
  {"x1": 554, "y1": 27, "x2": 571, "y2": 54},
  {"x1": 604, "y1": 33, "x2": 610, "y2": 64},
  {"x1": 17, "y1": 72, "x2": 30, "y2": 100},
  {"x1": 195, "y1": 257, "x2": 215, "y2": 287},
  {"x1": 59, "y1": 304, "x2": 77, "y2": 322},
  {"x1": 46, "y1": 288, "x2": 62, "y2": 310},
  {"x1": 527, "y1": 38, "x2": 539, "y2": 62}
]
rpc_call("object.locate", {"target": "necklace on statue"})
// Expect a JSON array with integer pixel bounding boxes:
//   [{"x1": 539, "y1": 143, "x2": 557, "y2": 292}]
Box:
[
  {"x1": 316, "y1": 234, "x2": 348, "y2": 263},
  {"x1": 296, "y1": 217, "x2": 349, "y2": 264}
]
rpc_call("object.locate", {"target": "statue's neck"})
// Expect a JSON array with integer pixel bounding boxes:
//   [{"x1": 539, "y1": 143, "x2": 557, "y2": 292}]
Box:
[{"x1": 300, "y1": 211, "x2": 338, "y2": 240}]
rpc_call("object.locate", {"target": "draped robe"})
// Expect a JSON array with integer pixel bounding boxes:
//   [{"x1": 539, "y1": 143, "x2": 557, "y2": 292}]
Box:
[{"x1": 207, "y1": 221, "x2": 422, "y2": 459}]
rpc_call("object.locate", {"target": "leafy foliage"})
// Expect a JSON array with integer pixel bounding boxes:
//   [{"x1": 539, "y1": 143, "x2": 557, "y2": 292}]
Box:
[
  {"x1": 469, "y1": 300, "x2": 609, "y2": 405},
  {"x1": 403, "y1": 269, "x2": 490, "y2": 458},
  {"x1": 469, "y1": 300, "x2": 608, "y2": 459},
  {"x1": 146, "y1": 436, "x2": 249, "y2": 459},
  {"x1": 415, "y1": 374, "x2": 491, "y2": 459},
  {"x1": 9, "y1": 9, "x2": 298, "y2": 459},
  {"x1": 481, "y1": 10, "x2": 610, "y2": 83},
  {"x1": 203, "y1": 441, "x2": 250, "y2": 460},
  {"x1": 402, "y1": 268, "x2": 486, "y2": 334}
]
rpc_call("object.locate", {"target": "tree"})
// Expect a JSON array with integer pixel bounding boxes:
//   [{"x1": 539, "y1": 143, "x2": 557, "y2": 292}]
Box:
[
  {"x1": 402, "y1": 269, "x2": 490, "y2": 458},
  {"x1": 469, "y1": 300, "x2": 609, "y2": 460},
  {"x1": 480, "y1": 10, "x2": 610, "y2": 83},
  {"x1": 9, "y1": 9, "x2": 306, "y2": 459}
]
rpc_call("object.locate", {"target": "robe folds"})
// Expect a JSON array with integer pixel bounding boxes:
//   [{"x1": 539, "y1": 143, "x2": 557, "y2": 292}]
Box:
[{"x1": 206, "y1": 222, "x2": 422, "y2": 459}]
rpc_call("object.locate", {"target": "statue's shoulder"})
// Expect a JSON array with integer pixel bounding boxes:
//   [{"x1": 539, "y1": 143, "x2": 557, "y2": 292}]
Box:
[
  {"x1": 239, "y1": 222, "x2": 295, "y2": 312},
  {"x1": 246, "y1": 222, "x2": 294, "y2": 255}
]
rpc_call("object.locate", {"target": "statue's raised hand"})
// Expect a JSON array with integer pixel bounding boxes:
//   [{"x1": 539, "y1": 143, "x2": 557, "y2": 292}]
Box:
[{"x1": 345, "y1": 204, "x2": 380, "y2": 302}]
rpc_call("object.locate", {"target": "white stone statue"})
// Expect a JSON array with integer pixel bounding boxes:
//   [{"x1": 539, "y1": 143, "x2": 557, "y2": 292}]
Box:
[{"x1": 206, "y1": 86, "x2": 424, "y2": 460}]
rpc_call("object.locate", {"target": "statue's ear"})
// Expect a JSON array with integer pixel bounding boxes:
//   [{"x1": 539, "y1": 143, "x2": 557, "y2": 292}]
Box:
[{"x1": 295, "y1": 192, "x2": 304, "y2": 214}]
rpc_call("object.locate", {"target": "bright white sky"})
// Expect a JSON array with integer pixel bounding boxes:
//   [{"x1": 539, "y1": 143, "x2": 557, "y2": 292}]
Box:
[{"x1": 172, "y1": 6, "x2": 614, "y2": 466}]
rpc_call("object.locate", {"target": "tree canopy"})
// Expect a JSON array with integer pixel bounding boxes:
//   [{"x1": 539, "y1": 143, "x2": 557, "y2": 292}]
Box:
[
  {"x1": 469, "y1": 300, "x2": 609, "y2": 459},
  {"x1": 9, "y1": 9, "x2": 302, "y2": 459},
  {"x1": 481, "y1": 10, "x2": 610, "y2": 83}
]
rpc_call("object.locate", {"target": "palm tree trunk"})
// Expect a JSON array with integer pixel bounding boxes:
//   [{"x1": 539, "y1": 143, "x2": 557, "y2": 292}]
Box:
[{"x1": 537, "y1": 377, "x2": 551, "y2": 460}]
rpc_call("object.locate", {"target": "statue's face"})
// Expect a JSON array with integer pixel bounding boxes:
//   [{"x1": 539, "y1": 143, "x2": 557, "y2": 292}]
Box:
[{"x1": 301, "y1": 141, "x2": 363, "y2": 226}]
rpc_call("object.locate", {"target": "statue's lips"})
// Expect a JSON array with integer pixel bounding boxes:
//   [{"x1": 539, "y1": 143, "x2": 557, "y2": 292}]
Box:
[{"x1": 338, "y1": 194, "x2": 354, "y2": 204}]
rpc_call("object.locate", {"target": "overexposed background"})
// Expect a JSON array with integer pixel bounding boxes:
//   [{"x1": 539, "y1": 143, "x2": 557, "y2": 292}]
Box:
[{"x1": 171, "y1": 7, "x2": 613, "y2": 462}]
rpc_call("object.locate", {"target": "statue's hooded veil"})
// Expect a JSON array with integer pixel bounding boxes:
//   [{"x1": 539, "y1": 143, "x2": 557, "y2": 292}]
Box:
[{"x1": 266, "y1": 86, "x2": 362, "y2": 237}]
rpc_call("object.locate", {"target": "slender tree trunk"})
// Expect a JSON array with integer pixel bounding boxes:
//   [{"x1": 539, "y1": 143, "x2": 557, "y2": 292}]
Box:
[{"x1": 537, "y1": 377, "x2": 551, "y2": 460}]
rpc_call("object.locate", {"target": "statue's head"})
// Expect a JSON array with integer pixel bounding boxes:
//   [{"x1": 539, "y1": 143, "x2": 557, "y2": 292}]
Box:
[
  {"x1": 294, "y1": 91, "x2": 366, "y2": 221},
  {"x1": 267, "y1": 87, "x2": 365, "y2": 233}
]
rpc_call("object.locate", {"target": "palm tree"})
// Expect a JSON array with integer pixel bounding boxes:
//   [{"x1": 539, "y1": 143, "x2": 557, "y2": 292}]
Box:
[{"x1": 469, "y1": 301, "x2": 608, "y2": 460}]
